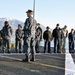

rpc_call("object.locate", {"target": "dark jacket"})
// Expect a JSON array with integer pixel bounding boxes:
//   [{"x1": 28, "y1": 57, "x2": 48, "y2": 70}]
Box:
[
  {"x1": 38, "y1": 27, "x2": 42, "y2": 40},
  {"x1": 68, "y1": 32, "x2": 74, "y2": 42},
  {"x1": 52, "y1": 28, "x2": 62, "y2": 39},
  {"x1": 15, "y1": 29, "x2": 24, "y2": 41},
  {"x1": 43, "y1": 30, "x2": 52, "y2": 41},
  {"x1": 2, "y1": 25, "x2": 13, "y2": 40},
  {"x1": 35, "y1": 27, "x2": 42, "y2": 40}
]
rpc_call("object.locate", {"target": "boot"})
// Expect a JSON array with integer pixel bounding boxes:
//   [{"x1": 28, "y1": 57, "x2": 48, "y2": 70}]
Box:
[
  {"x1": 36, "y1": 50, "x2": 40, "y2": 53},
  {"x1": 8, "y1": 49, "x2": 11, "y2": 53},
  {"x1": 30, "y1": 54, "x2": 35, "y2": 62},
  {"x1": 22, "y1": 55, "x2": 30, "y2": 62}
]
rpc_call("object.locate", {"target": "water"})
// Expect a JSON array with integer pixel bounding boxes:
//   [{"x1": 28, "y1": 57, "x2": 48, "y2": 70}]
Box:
[{"x1": 40, "y1": 40, "x2": 69, "y2": 50}]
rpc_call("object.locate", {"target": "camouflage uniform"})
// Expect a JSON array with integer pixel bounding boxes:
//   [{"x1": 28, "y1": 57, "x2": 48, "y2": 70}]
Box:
[
  {"x1": 35, "y1": 27, "x2": 42, "y2": 53},
  {"x1": 2, "y1": 25, "x2": 13, "y2": 53},
  {"x1": 23, "y1": 17, "x2": 37, "y2": 62},
  {"x1": 15, "y1": 29, "x2": 24, "y2": 53},
  {"x1": 61, "y1": 28, "x2": 68, "y2": 53}
]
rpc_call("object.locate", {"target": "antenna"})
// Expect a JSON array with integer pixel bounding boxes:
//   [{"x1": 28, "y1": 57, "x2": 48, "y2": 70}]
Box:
[{"x1": 33, "y1": 0, "x2": 35, "y2": 20}]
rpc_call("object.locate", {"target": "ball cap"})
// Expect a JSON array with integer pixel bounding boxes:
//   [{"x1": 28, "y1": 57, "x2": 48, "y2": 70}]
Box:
[
  {"x1": 36, "y1": 23, "x2": 40, "y2": 25},
  {"x1": 56, "y1": 23, "x2": 60, "y2": 26},
  {"x1": 4, "y1": 21, "x2": 9, "y2": 24},
  {"x1": 18, "y1": 24, "x2": 22, "y2": 28},
  {"x1": 26, "y1": 10, "x2": 33, "y2": 13},
  {"x1": 64, "y1": 25, "x2": 67, "y2": 28},
  {"x1": 46, "y1": 26, "x2": 50, "y2": 29}
]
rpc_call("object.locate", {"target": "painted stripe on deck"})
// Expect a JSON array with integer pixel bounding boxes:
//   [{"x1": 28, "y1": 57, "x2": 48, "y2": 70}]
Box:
[{"x1": 65, "y1": 50, "x2": 75, "y2": 75}]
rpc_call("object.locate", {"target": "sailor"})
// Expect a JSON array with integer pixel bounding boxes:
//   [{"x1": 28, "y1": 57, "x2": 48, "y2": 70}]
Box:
[{"x1": 23, "y1": 10, "x2": 37, "y2": 62}]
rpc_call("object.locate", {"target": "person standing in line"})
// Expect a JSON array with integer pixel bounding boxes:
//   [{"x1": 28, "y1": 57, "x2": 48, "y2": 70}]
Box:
[
  {"x1": 2, "y1": 21, "x2": 13, "y2": 53},
  {"x1": 61, "y1": 25, "x2": 68, "y2": 53},
  {"x1": 36, "y1": 23, "x2": 42, "y2": 41},
  {"x1": 68, "y1": 29, "x2": 75, "y2": 53},
  {"x1": 35, "y1": 23, "x2": 42, "y2": 53},
  {"x1": 15, "y1": 24, "x2": 24, "y2": 53},
  {"x1": 43, "y1": 26, "x2": 52, "y2": 53},
  {"x1": 52, "y1": 24, "x2": 62, "y2": 53}
]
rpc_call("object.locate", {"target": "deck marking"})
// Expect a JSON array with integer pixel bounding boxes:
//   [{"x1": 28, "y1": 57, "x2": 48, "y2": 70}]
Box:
[{"x1": 65, "y1": 50, "x2": 75, "y2": 75}]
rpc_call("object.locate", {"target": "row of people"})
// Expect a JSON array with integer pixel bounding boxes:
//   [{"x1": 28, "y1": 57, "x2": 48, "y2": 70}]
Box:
[
  {"x1": 43, "y1": 24, "x2": 75, "y2": 53},
  {"x1": 0, "y1": 22, "x2": 42, "y2": 53},
  {"x1": 0, "y1": 21, "x2": 74, "y2": 54},
  {"x1": 0, "y1": 20, "x2": 75, "y2": 54}
]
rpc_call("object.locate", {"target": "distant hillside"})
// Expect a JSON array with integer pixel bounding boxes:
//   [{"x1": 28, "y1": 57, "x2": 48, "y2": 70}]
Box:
[{"x1": 0, "y1": 18, "x2": 24, "y2": 30}]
